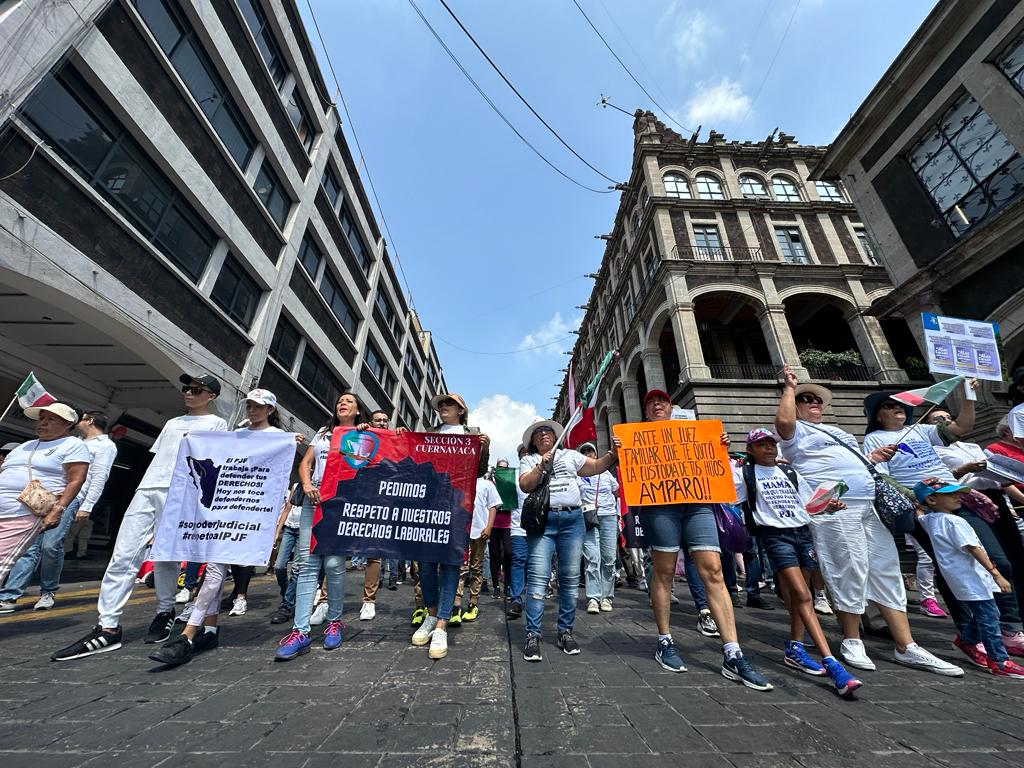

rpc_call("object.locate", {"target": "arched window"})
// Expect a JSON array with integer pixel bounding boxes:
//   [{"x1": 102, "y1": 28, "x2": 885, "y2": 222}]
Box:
[
  {"x1": 738, "y1": 174, "x2": 769, "y2": 199},
  {"x1": 639, "y1": 187, "x2": 650, "y2": 208},
  {"x1": 663, "y1": 172, "x2": 691, "y2": 199},
  {"x1": 814, "y1": 180, "x2": 845, "y2": 202},
  {"x1": 631, "y1": 211, "x2": 641, "y2": 234},
  {"x1": 695, "y1": 173, "x2": 725, "y2": 200},
  {"x1": 771, "y1": 175, "x2": 802, "y2": 202}
]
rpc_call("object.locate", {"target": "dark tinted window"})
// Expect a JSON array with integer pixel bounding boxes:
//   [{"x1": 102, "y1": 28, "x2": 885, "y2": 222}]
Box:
[
  {"x1": 298, "y1": 346, "x2": 343, "y2": 406},
  {"x1": 321, "y1": 166, "x2": 341, "y2": 208},
  {"x1": 319, "y1": 270, "x2": 358, "y2": 339},
  {"x1": 297, "y1": 232, "x2": 322, "y2": 278},
  {"x1": 269, "y1": 316, "x2": 300, "y2": 368},
  {"x1": 211, "y1": 254, "x2": 261, "y2": 328},
  {"x1": 238, "y1": 0, "x2": 288, "y2": 88},
  {"x1": 286, "y1": 85, "x2": 314, "y2": 152},
  {"x1": 339, "y1": 203, "x2": 370, "y2": 274},
  {"x1": 254, "y1": 160, "x2": 290, "y2": 228}
]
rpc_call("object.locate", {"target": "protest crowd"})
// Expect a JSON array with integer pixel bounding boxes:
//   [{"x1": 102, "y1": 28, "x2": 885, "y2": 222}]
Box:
[{"x1": 2, "y1": 362, "x2": 1024, "y2": 700}]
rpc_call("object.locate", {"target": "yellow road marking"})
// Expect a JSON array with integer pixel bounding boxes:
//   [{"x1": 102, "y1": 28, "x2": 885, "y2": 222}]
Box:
[{"x1": 1, "y1": 594, "x2": 155, "y2": 623}]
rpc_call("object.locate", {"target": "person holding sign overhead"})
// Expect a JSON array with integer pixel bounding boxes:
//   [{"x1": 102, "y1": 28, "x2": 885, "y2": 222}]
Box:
[
  {"x1": 612, "y1": 390, "x2": 772, "y2": 692},
  {"x1": 518, "y1": 418, "x2": 618, "y2": 662}
]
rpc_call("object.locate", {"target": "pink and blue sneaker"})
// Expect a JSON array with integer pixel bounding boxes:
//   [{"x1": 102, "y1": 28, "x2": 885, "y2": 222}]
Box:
[
  {"x1": 823, "y1": 656, "x2": 863, "y2": 697},
  {"x1": 323, "y1": 620, "x2": 344, "y2": 650},
  {"x1": 274, "y1": 630, "x2": 311, "y2": 661},
  {"x1": 784, "y1": 641, "x2": 826, "y2": 676}
]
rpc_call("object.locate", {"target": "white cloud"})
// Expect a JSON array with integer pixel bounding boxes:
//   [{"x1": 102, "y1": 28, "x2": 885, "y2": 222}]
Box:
[
  {"x1": 516, "y1": 312, "x2": 579, "y2": 355},
  {"x1": 684, "y1": 78, "x2": 752, "y2": 126},
  {"x1": 470, "y1": 394, "x2": 542, "y2": 465},
  {"x1": 660, "y1": 4, "x2": 714, "y2": 66}
]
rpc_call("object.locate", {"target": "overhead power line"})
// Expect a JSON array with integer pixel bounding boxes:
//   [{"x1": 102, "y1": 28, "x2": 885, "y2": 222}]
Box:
[
  {"x1": 406, "y1": 0, "x2": 614, "y2": 194},
  {"x1": 570, "y1": 0, "x2": 695, "y2": 135},
  {"x1": 435, "y1": 0, "x2": 620, "y2": 185},
  {"x1": 433, "y1": 333, "x2": 575, "y2": 356},
  {"x1": 738, "y1": 0, "x2": 802, "y2": 132}
]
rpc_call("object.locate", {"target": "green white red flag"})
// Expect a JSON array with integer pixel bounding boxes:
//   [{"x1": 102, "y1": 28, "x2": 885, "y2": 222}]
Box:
[
  {"x1": 888, "y1": 375, "x2": 966, "y2": 407},
  {"x1": 15, "y1": 372, "x2": 55, "y2": 408},
  {"x1": 563, "y1": 351, "x2": 616, "y2": 448}
]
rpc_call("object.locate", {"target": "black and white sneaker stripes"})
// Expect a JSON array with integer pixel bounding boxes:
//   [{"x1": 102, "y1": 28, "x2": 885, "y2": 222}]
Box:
[
  {"x1": 51, "y1": 626, "x2": 123, "y2": 662},
  {"x1": 145, "y1": 611, "x2": 175, "y2": 644}
]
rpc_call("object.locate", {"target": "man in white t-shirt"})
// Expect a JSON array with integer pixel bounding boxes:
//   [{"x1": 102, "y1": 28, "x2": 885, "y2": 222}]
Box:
[
  {"x1": 775, "y1": 364, "x2": 962, "y2": 678},
  {"x1": 455, "y1": 476, "x2": 501, "y2": 622},
  {"x1": 52, "y1": 373, "x2": 228, "y2": 662}
]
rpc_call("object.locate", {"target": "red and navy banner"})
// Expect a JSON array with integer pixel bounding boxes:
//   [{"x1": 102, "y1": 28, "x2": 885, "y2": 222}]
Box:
[{"x1": 312, "y1": 428, "x2": 481, "y2": 565}]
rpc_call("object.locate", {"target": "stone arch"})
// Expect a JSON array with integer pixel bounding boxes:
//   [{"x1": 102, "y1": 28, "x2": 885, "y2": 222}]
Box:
[
  {"x1": 690, "y1": 283, "x2": 769, "y2": 308},
  {"x1": 776, "y1": 285, "x2": 857, "y2": 308},
  {"x1": 691, "y1": 289, "x2": 775, "y2": 378}
]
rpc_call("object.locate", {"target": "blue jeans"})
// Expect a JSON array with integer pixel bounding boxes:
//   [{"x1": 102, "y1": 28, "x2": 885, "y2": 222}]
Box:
[
  {"x1": 183, "y1": 561, "x2": 202, "y2": 591},
  {"x1": 583, "y1": 515, "x2": 618, "y2": 601},
  {"x1": 274, "y1": 526, "x2": 301, "y2": 607},
  {"x1": 510, "y1": 535, "x2": 528, "y2": 605},
  {"x1": 0, "y1": 498, "x2": 81, "y2": 600},
  {"x1": 960, "y1": 598, "x2": 1008, "y2": 663},
  {"x1": 419, "y1": 562, "x2": 461, "y2": 620},
  {"x1": 292, "y1": 501, "x2": 345, "y2": 634},
  {"x1": 958, "y1": 509, "x2": 1022, "y2": 632},
  {"x1": 683, "y1": 552, "x2": 708, "y2": 611},
  {"x1": 525, "y1": 508, "x2": 585, "y2": 636}
]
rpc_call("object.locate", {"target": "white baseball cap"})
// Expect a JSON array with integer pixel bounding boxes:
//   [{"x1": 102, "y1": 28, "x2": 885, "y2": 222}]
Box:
[{"x1": 245, "y1": 389, "x2": 278, "y2": 408}]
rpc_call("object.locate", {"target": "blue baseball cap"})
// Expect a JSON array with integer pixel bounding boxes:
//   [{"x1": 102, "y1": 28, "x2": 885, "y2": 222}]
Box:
[{"x1": 913, "y1": 478, "x2": 968, "y2": 504}]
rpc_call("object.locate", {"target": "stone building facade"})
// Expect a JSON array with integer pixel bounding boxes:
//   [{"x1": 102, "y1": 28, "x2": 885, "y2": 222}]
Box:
[
  {"x1": 555, "y1": 113, "x2": 926, "y2": 450},
  {"x1": 813, "y1": 0, "x2": 1024, "y2": 435}
]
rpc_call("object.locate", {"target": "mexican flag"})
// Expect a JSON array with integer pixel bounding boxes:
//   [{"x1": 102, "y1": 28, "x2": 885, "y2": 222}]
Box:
[
  {"x1": 563, "y1": 351, "x2": 616, "y2": 449},
  {"x1": 889, "y1": 375, "x2": 966, "y2": 407},
  {"x1": 493, "y1": 466, "x2": 519, "y2": 510},
  {"x1": 15, "y1": 372, "x2": 55, "y2": 408}
]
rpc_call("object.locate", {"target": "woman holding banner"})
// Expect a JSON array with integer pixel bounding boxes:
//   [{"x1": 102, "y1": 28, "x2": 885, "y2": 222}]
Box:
[
  {"x1": 410, "y1": 393, "x2": 490, "y2": 660},
  {"x1": 150, "y1": 389, "x2": 299, "y2": 666},
  {"x1": 518, "y1": 418, "x2": 618, "y2": 661},
  {"x1": 275, "y1": 392, "x2": 367, "y2": 661}
]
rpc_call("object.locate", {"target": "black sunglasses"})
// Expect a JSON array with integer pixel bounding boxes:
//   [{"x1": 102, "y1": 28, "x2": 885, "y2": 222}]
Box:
[
  {"x1": 796, "y1": 395, "x2": 823, "y2": 405},
  {"x1": 181, "y1": 385, "x2": 210, "y2": 395},
  {"x1": 437, "y1": 399, "x2": 458, "y2": 408}
]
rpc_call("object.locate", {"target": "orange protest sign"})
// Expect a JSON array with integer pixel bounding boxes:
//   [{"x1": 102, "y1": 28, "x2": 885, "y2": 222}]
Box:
[{"x1": 613, "y1": 420, "x2": 736, "y2": 507}]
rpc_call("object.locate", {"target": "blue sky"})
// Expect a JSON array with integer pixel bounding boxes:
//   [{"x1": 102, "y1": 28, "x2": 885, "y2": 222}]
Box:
[{"x1": 300, "y1": 0, "x2": 935, "y2": 460}]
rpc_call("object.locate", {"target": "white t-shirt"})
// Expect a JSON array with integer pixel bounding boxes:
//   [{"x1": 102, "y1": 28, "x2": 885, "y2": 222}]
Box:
[
  {"x1": 917, "y1": 512, "x2": 998, "y2": 601},
  {"x1": 471, "y1": 477, "x2": 502, "y2": 539},
  {"x1": 76, "y1": 434, "x2": 119, "y2": 513},
  {"x1": 439, "y1": 423, "x2": 467, "y2": 435},
  {"x1": 731, "y1": 461, "x2": 813, "y2": 528},
  {"x1": 1010, "y1": 403, "x2": 1024, "y2": 439},
  {"x1": 519, "y1": 449, "x2": 587, "y2": 509},
  {"x1": 511, "y1": 469, "x2": 526, "y2": 538},
  {"x1": 935, "y1": 442, "x2": 1000, "y2": 491},
  {"x1": 863, "y1": 425, "x2": 954, "y2": 486},
  {"x1": 0, "y1": 436, "x2": 91, "y2": 518},
  {"x1": 139, "y1": 413, "x2": 228, "y2": 489},
  {"x1": 778, "y1": 421, "x2": 874, "y2": 501},
  {"x1": 577, "y1": 470, "x2": 620, "y2": 516},
  {"x1": 309, "y1": 429, "x2": 332, "y2": 486}
]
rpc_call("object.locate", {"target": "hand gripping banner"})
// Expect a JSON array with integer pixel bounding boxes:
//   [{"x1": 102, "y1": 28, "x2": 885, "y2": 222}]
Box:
[{"x1": 313, "y1": 428, "x2": 481, "y2": 565}]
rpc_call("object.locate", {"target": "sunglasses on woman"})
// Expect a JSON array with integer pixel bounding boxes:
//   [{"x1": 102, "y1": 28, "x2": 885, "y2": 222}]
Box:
[{"x1": 796, "y1": 395, "x2": 823, "y2": 405}]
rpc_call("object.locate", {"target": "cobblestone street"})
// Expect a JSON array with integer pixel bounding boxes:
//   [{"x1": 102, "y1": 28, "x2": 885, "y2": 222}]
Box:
[{"x1": 1, "y1": 572, "x2": 1022, "y2": 767}]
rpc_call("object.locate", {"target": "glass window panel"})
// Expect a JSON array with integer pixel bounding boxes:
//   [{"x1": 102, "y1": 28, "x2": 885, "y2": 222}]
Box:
[
  {"x1": 695, "y1": 174, "x2": 724, "y2": 200},
  {"x1": 286, "y1": 86, "x2": 314, "y2": 152},
  {"x1": 21, "y1": 76, "x2": 115, "y2": 176},
  {"x1": 663, "y1": 173, "x2": 690, "y2": 198},
  {"x1": 941, "y1": 96, "x2": 982, "y2": 138},
  {"x1": 155, "y1": 205, "x2": 214, "y2": 280},
  {"x1": 321, "y1": 167, "x2": 341, "y2": 207},
  {"x1": 211, "y1": 255, "x2": 259, "y2": 329},
  {"x1": 998, "y1": 33, "x2": 1024, "y2": 82},
  {"x1": 814, "y1": 181, "x2": 844, "y2": 202},
  {"x1": 298, "y1": 233, "x2": 321, "y2": 277},
  {"x1": 931, "y1": 166, "x2": 974, "y2": 210},
  {"x1": 170, "y1": 39, "x2": 222, "y2": 120},
  {"x1": 918, "y1": 145, "x2": 961, "y2": 192},
  {"x1": 209, "y1": 105, "x2": 253, "y2": 167},
  {"x1": 96, "y1": 143, "x2": 172, "y2": 233},
  {"x1": 133, "y1": 0, "x2": 183, "y2": 54},
  {"x1": 319, "y1": 271, "x2": 357, "y2": 338},
  {"x1": 775, "y1": 228, "x2": 808, "y2": 262},
  {"x1": 269, "y1": 318, "x2": 300, "y2": 368},
  {"x1": 739, "y1": 175, "x2": 768, "y2": 198},
  {"x1": 771, "y1": 176, "x2": 801, "y2": 202},
  {"x1": 967, "y1": 134, "x2": 1016, "y2": 180},
  {"x1": 909, "y1": 128, "x2": 944, "y2": 170},
  {"x1": 985, "y1": 155, "x2": 1024, "y2": 208},
  {"x1": 238, "y1": 0, "x2": 263, "y2": 35},
  {"x1": 953, "y1": 110, "x2": 998, "y2": 159},
  {"x1": 254, "y1": 161, "x2": 289, "y2": 228}
]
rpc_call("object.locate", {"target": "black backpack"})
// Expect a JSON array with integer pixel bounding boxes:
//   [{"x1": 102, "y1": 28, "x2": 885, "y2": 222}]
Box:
[{"x1": 741, "y1": 461, "x2": 800, "y2": 532}]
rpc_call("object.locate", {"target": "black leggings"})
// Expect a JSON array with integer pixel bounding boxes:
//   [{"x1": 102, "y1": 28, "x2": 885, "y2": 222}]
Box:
[
  {"x1": 229, "y1": 565, "x2": 254, "y2": 598},
  {"x1": 488, "y1": 528, "x2": 512, "y2": 591}
]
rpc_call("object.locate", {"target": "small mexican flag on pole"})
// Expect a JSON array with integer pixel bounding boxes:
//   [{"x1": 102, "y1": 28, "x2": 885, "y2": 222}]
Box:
[
  {"x1": 16, "y1": 372, "x2": 55, "y2": 408},
  {"x1": 888, "y1": 375, "x2": 966, "y2": 407}
]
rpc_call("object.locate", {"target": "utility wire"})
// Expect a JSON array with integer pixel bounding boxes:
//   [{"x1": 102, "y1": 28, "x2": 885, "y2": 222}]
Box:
[
  {"x1": 594, "y1": 0, "x2": 676, "y2": 111},
  {"x1": 433, "y1": 333, "x2": 575, "y2": 356},
  {"x1": 738, "y1": 0, "x2": 802, "y2": 133},
  {"x1": 570, "y1": 0, "x2": 694, "y2": 135},
  {"x1": 303, "y1": 0, "x2": 417, "y2": 308},
  {"x1": 436, "y1": 0, "x2": 620, "y2": 185},
  {"x1": 406, "y1": 0, "x2": 613, "y2": 194}
]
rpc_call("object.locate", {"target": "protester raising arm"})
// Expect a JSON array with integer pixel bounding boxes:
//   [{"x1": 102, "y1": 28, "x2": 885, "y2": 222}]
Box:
[{"x1": 775, "y1": 365, "x2": 799, "y2": 442}]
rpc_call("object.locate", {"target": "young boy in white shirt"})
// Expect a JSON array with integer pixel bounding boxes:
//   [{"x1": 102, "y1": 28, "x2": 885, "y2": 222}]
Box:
[
  {"x1": 914, "y1": 478, "x2": 1024, "y2": 679},
  {"x1": 52, "y1": 373, "x2": 227, "y2": 661},
  {"x1": 732, "y1": 428, "x2": 863, "y2": 697}
]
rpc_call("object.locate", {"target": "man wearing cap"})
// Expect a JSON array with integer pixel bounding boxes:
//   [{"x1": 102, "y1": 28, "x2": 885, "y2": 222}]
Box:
[
  {"x1": 52, "y1": 373, "x2": 227, "y2": 661},
  {"x1": 775, "y1": 365, "x2": 963, "y2": 676},
  {"x1": 0, "y1": 403, "x2": 89, "y2": 603}
]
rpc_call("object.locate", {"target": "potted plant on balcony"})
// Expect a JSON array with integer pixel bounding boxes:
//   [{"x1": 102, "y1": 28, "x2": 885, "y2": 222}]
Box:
[{"x1": 798, "y1": 348, "x2": 866, "y2": 381}]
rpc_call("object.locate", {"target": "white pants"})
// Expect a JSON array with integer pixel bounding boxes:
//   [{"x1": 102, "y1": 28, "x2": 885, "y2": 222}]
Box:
[
  {"x1": 187, "y1": 563, "x2": 225, "y2": 628},
  {"x1": 808, "y1": 499, "x2": 906, "y2": 614},
  {"x1": 98, "y1": 488, "x2": 177, "y2": 628},
  {"x1": 905, "y1": 534, "x2": 935, "y2": 601}
]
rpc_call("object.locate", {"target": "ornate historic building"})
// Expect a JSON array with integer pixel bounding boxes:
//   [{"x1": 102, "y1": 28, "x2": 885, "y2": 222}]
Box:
[{"x1": 556, "y1": 112, "x2": 927, "y2": 450}]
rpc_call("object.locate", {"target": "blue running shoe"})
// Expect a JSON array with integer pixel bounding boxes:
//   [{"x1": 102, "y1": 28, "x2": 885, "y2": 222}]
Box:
[
  {"x1": 722, "y1": 654, "x2": 773, "y2": 691},
  {"x1": 274, "y1": 630, "x2": 311, "y2": 661},
  {"x1": 655, "y1": 637, "x2": 687, "y2": 672},
  {"x1": 823, "y1": 656, "x2": 862, "y2": 697},
  {"x1": 784, "y1": 640, "x2": 826, "y2": 676},
  {"x1": 323, "y1": 620, "x2": 344, "y2": 650}
]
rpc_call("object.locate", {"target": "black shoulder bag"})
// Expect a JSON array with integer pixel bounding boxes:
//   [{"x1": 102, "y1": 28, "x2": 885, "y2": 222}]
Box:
[{"x1": 521, "y1": 462, "x2": 551, "y2": 535}]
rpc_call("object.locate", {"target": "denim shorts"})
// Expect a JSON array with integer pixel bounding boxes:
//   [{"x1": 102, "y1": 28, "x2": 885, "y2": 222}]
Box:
[
  {"x1": 638, "y1": 504, "x2": 720, "y2": 554},
  {"x1": 759, "y1": 525, "x2": 818, "y2": 571}
]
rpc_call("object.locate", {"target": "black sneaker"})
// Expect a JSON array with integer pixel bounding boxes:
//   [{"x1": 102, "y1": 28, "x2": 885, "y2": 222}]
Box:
[
  {"x1": 506, "y1": 603, "x2": 523, "y2": 620},
  {"x1": 523, "y1": 634, "x2": 543, "y2": 662},
  {"x1": 269, "y1": 606, "x2": 293, "y2": 625},
  {"x1": 148, "y1": 635, "x2": 193, "y2": 666},
  {"x1": 746, "y1": 594, "x2": 775, "y2": 611},
  {"x1": 388, "y1": 575, "x2": 398, "y2": 591},
  {"x1": 557, "y1": 630, "x2": 581, "y2": 655},
  {"x1": 145, "y1": 611, "x2": 175, "y2": 644},
  {"x1": 192, "y1": 630, "x2": 219, "y2": 653},
  {"x1": 51, "y1": 626, "x2": 122, "y2": 662}
]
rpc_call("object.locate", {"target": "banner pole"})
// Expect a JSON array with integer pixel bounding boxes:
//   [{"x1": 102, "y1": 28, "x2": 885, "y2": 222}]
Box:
[{"x1": 0, "y1": 394, "x2": 17, "y2": 424}]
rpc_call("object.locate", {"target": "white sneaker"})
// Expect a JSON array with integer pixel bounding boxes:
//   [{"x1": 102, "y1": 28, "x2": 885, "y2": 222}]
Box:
[
  {"x1": 174, "y1": 587, "x2": 191, "y2": 604},
  {"x1": 310, "y1": 601, "x2": 328, "y2": 626},
  {"x1": 428, "y1": 628, "x2": 448, "y2": 659},
  {"x1": 228, "y1": 597, "x2": 247, "y2": 616},
  {"x1": 34, "y1": 592, "x2": 55, "y2": 611},
  {"x1": 174, "y1": 602, "x2": 194, "y2": 624},
  {"x1": 813, "y1": 591, "x2": 833, "y2": 615},
  {"x1": 840, "y1": 638, "x2": 876, "y2": 671},
  {"x1": 587, "y1": 598, "x2": 599, "y2": 614},
  {"x1": 412, "y1": 616, "x2": 439, "y2": 646},
  {"x1": 0, "y1": 600, "x2": 16, "y2": 614},
  {"x1": 359, "y1": 602, "x2": 376, "y2": 621},
  {"x1": 894, "y1": 642, "x2": 964, "y2": 677},
  {"x1": 600, "y1": 598, "x2": 613, "y2": 612}
]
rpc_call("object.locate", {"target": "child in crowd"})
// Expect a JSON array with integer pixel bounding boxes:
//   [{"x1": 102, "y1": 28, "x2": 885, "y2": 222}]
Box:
[
  {"x1": 731, "y1": 428, "x2": 863, "y2": 696},
  {"x1": 914, "y1": 479, "x2": 1024, "y2": 678}
]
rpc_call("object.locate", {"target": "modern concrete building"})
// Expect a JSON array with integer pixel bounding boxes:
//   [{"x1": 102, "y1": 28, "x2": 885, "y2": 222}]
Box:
[
  {"x1": 555, "y1": 112, "x2": 927, "y2": 450},
  {"x1": 0, "y1": 0, "x2": 446, "y2": 534},
  {"x1": 813, "y1": 0, "x2": 1024, "y2": 434}
]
